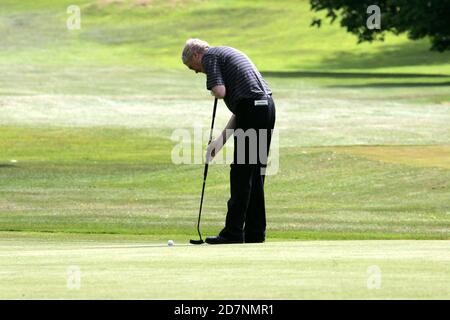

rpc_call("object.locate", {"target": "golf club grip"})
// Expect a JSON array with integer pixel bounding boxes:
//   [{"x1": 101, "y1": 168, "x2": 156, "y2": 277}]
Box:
[
  {"x1": 205, "y1": 98, "x2": 217, "y2": 178},
  {"x1": 209, "y1": 98, "x2": 218, "y2": 143},
  {"x1": 203, "y1": 163, "x2": 209, "y2": 179}
]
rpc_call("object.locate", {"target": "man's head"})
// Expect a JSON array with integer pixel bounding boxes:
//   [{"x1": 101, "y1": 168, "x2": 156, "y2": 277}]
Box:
[{"x1": 182, "y1": 38, "x2": 209, "y2": 73}]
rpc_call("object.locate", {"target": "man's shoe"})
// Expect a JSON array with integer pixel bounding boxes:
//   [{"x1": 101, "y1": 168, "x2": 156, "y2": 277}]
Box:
[
  {"x1": 244, "y1": 238, "x2": 265, "y2": 243},
  {"x1": 205, "y1": 235, "x2": 243, "y2": 245},
  {"x1": 244, "y1": 233, "x2": 265, "y2": 243}
]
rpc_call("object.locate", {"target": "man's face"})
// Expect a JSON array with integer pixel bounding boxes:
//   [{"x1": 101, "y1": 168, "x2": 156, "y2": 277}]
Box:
[{"x1": 185, "y1": 52, "x2": 204, "y2": 74}]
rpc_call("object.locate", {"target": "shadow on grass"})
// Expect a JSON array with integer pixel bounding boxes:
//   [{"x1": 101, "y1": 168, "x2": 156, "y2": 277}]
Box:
[
  {"x1": 261, "y1": 71, "x2": 450, "y2": 78},
  {"x1": 319, "y1": 41, "x2": 450, "y2": 70},
  {"x1": 329, "y1": 82, "x2": 450, "y2": 88},
  {"x1": 0, "y1": 164, "x2": 16, "y2": 168}
]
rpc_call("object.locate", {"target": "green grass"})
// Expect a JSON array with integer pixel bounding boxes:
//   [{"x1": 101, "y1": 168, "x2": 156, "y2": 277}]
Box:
[
  {"x1": 0, "y1": 233, "x2": 449, "y2": 299},
  {"x1": 1, "y1": 0, "x2": 449, "y2": 239},
  {"x1": 1, "y1": 125, "x2": 449, "y2": 239},
  {"x1": 1, "y1": 0, "x2": 449, "y2": 299},
  {"x1": 1, "y1": 0, "x2": 450, "y2": 74}
]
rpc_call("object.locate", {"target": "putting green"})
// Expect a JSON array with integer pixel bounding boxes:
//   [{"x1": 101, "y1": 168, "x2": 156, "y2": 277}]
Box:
[{"x1": 0, "y1": 232, "x2": 449, "y2": 299}]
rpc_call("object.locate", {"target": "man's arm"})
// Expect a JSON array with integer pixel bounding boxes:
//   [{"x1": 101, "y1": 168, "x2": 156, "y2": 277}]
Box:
[
  {"x1": 219, "y1": 113, "x2": 236, "y2": 144},
  {"x1": 206, "y1": 113, "x2": 236, "y2": 162},
  {"x1": 210, "y1": 85, "x2": 226, "y2": 99}
]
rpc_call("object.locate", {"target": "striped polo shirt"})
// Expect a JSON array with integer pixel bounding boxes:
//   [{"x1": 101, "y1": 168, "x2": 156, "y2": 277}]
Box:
[{"x1": 201, "y1": 46, "x2": 272, "y2": 113}]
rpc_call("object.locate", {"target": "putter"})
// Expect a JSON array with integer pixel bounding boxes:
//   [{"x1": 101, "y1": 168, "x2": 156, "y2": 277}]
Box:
[{"x1": 190, "y1": 98, "x2": 218, "y2": 245}]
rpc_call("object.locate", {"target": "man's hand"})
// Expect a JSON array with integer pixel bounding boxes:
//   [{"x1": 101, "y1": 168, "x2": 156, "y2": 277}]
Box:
[
  {"x1": 210, "y1": 85, "x2": 226, "y2": 99},
  {"x1": 205, "y1": 138, "x2": 223, "y2": 164}
]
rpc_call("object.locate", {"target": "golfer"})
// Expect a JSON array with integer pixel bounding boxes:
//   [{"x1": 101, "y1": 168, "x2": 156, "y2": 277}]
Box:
[{"x1": 182, "y1": 39, "x2": 276, "y2": 244}]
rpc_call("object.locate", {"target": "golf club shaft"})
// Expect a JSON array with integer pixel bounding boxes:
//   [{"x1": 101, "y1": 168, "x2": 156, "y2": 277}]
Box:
[
  {"x1": 196, "y1": 177, "x2": 207, "y2": 240},
  {"x1": 208, "y1": 98, "x2": 218, "y2": 145},
  {"x1": 196, "y1": 98, "x2": 218, "y2": 241}
]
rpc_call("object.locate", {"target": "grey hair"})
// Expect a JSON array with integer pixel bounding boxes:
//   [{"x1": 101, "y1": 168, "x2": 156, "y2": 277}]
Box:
[{"x1": 182, "y1": 38, "x2": 209, "y2": 64}]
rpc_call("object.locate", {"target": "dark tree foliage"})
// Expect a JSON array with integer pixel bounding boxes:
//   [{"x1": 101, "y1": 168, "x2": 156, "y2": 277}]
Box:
[{"x1": 310, "y1": 0, "x2": 450, "y2": 51}]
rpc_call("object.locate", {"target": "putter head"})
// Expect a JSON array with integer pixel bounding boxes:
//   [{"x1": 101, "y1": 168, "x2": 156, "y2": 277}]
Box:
[{"x1": 190, "y1": 239, "x2": 204, "y2": 245}]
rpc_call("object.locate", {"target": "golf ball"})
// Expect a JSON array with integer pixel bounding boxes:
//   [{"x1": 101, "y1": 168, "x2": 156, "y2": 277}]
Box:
[{"x1": 168, "y1": 240, "x2": 174, "y2": 246}]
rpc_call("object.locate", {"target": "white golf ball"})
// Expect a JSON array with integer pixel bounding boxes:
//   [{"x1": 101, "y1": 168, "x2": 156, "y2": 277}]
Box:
[{"x1": 167, "y1": 240, "x2": 174, "y2": 246}]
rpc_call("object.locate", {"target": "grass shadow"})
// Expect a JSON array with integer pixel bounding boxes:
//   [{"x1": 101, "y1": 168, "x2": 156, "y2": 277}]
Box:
[
  {"x1": 319, "y1": 41, "x2": 450, "y2": 70},
  {"x1": 329, "y1": 82, "x2": 450, "y2": 88},
  {"x1": 261, "y1": 71, "x2": 450, "y2": 78},
  {"x1": 0, "y1": 164, "x2": 16, "y2": 168}
]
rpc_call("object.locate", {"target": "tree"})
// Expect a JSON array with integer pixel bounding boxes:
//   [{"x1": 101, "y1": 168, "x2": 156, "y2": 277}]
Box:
[{"x1": 310, "y1": 0, "x2": 450, "y2": 51}]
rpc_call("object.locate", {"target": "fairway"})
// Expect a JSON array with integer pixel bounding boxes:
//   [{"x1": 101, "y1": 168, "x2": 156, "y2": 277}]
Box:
[
  {"x1": 1, "y1": 0, "x2": 450, "y2": 300},
  {"x1": 1, "y1": 233, "x2": 449, "y2": 299}
]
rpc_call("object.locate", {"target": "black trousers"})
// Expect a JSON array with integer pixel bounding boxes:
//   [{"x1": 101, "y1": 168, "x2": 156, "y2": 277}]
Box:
[{"x1": 219, "y1": 95, "x2": 276, "y2": 241}]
